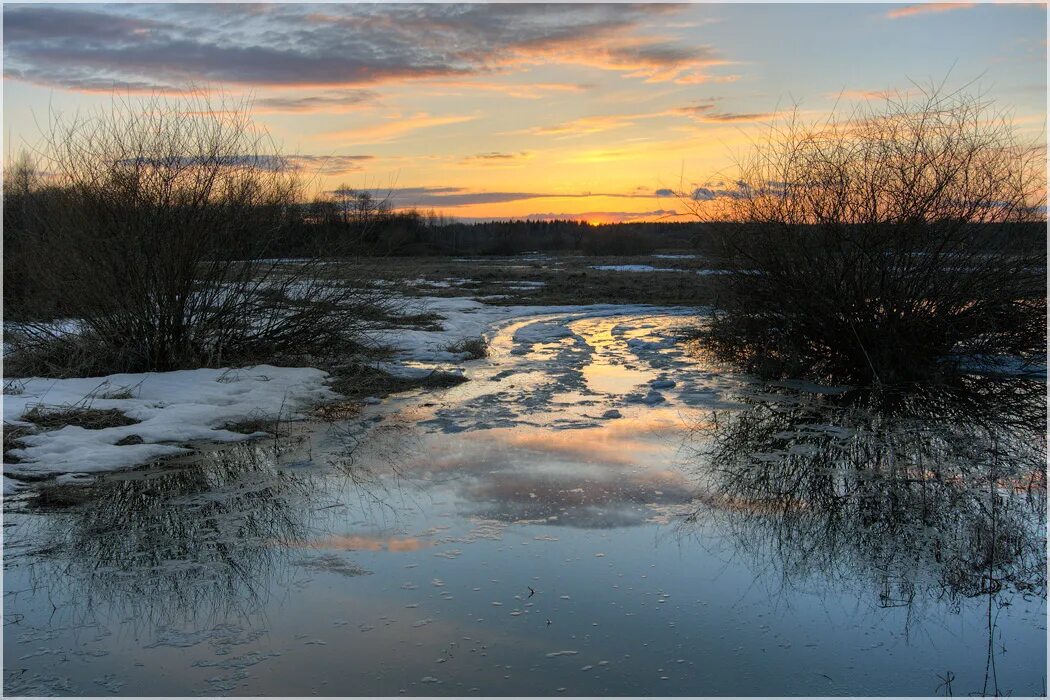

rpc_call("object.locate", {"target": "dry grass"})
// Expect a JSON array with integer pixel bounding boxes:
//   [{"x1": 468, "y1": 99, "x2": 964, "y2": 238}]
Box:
[
  {"x1": 3, "y1": 379, "x2": 27, "y2": 396},
  {"x1": 315, "y1": 254, "x2": 722, "y2": 307},
  {"x1": 325, "y1": 363, "x2": 467, "y2": 404},
  {"x1": 100, "y1": 388, "x2": 136, "y2": 400},
  {"x1": 445, "y1": 337, "x2": 488, "y2": 360},
  {"x1": 3, "y1": 423, "x2": 36, "y2": 463},
  {"x1": 224, "y1": 418, "x2": 277, "y2": 436},
  {"x1": 29, "y1": 484, "x2": 100, "y2": 510},
  {"x1": 115, "y1": 434, "x2": 144, "y2": 446},
  {"x1": 21, "y1": 406, "x2": 138, "y2": 431}
]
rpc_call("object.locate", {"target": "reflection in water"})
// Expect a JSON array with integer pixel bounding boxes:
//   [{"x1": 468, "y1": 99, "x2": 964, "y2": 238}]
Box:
[
  {"x1": 3, "y1": 305, "x2": 1046, "y2": 696},
  {"x1": 403, "y1": 409, "x2": 700, "y2": 528},
  {"x1": 690, "y1": 379, "x2": 1046, "y2": 694},
  {"x1": 9, "y1": 442, "x2": 321, "y2": 628},
  {"x1": 6, "y1": 418, "x2": 428, "y2": 633}
]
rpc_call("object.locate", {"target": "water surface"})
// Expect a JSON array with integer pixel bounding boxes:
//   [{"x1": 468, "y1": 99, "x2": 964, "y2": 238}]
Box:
[{"x1": 4, "y1": 310, "x2": 1046, "y2": 696}]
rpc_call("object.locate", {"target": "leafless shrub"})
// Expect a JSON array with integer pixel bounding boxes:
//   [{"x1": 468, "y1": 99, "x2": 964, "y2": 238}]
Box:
[
  {"x1": 5, "y1": 92, "x2": 394, "y2": 377},
  {"x1": 445, "y1": 336, "x2": 488, "y2": 359},
  {"x1": 689, "y1": 381, "x2": 1046, "y2": 609},
  {"x1": 686, "y1": 84, "x2": 1047, "y2": 384}
]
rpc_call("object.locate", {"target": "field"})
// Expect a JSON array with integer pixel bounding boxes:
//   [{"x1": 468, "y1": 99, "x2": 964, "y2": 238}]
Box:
[
  {"x1": 3, "y1": 4, "x2": 1047, "y2": 695},
  {"x1": 3, "y1": 252, "x2": 1046, "y2": 697}
]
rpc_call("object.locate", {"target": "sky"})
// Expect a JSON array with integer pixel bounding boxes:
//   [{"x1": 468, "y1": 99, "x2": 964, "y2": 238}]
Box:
[{"x1": 3, "y1": 2, "x2": 1046, "y2": 223}]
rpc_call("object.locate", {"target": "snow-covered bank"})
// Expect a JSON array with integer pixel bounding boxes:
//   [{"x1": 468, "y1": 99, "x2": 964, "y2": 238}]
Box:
[
  {"x1": 3, "y1": 475, "x2": 26, "y2": 495},
  {"x1": 376, "y1": 296, "x2": 702, "y2": 368},
  {"x1": 591, "y1": 264, "x2": 677, "y2": 272},
  {"x1": 3, "y1": 297, "x2": 706, "y2": 488},
  {"x1": 589, "y1": 264, "x2": 730, "y2": 276},
  {"x1": 4, "y1": 366, "x2": 335, "y2": 479}
]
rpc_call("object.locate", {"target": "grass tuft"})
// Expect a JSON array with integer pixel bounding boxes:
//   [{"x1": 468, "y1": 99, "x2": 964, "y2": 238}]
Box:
[
  {"x1": 21, "y1": 406, "x2": 138, "y2": 431},
  {"x1": 3, "y1": 423, "x2": 36, "y2": 463},
  {"x1": 445, "y1": 336, "x2": 488, "y2": 360}
]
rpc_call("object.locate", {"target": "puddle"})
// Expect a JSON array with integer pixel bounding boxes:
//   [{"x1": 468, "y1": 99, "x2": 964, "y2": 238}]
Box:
[
  {"x1": 582, "y1": 363, "x2": 655, "y2": 395},
  {"x1": 3, "y1": 308, "x2": 1046, "y2": 696}
]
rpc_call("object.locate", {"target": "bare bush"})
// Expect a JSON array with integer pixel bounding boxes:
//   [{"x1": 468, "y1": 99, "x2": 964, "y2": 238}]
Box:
[
  {"x1": 686, "y1": 85, "x2": 1046, "y2": 385},
  {"x1": 3, "y1": 151, "x2": 53, "y2": 317},
  {"x1": 692, "y1": 381, "x2": 1046, "y2": 610},
  {"x1": 5, "y1": 93, "x2": 392, "y2": 377}
]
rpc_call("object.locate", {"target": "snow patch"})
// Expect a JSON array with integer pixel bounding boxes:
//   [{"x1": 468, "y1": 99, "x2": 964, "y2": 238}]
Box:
[
  {"x1": 3, "y1": 476, "x2": 26, "y2": 495},
  {"x1": 4, "y1": 366, "x2": 335, "y2": 478},
  {"x1": 591, "y1": 264, "x2": 676, "y2": 272}
]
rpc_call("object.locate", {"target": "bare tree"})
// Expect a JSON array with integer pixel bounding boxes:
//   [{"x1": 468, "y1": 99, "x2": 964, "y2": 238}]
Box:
[
  {"x1": 6, "y1": 92, "x2": 390, "y2": 376},
  {"x1": 685, "y1": 84, "x2": 1047, "y2": 384},
  {"x1": 3, "y1": 151, "x2": 45, "y2": 313}
]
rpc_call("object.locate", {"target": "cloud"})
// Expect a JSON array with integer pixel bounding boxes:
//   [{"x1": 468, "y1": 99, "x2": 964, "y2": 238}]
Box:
[
  {"x1": 701, "y1": 111, "x2": 773, "y2": 123},
  {"x1": 523, "y1": 103, "x2": 773, "y2": 139},
  {"x1": 3, "y1": 4, "x2": 726, "y2": 93},
  {"x1": 116, "y1": 154, "x2": 295, "y2": 172},
  {"x1": 653, "y1": 188, "x2": 675, "y2": 197},
  {"x1": 112, "y1": 153, "x2": 374, "y2": 177},
  {"x1": 329, "y1": 186, "x2": 540, "y2": 207},
  {"x1": 423, "y1": 81, "x2": 590, "y2": 100},
  {"x1": 459, "y1": 151, "x2": 533, "y2": 166},
  {"x1": 885, "y1": 3, "x2": 974, "y2": 19},
  {"x1": 540, "y1": 41, "x2": 728, "y2": 84},
  {"x1": 691, "y1": 180, "x2": 786, "y2": 201},
  {"x1": 330, "y1": 186, "x2": 682, "y2": 208},
  {"x1": 3, "y1": 5, "x2": 161, "y2": 42},
  {"x1": 517, "y1": 114, "x2": 641, "y2": 137},
  {"x1": 323, "y1": 112, "x2": 479, "y2": 144},
  {"x1": 255, "y1": 91, "x2": 379, "y2": 113},
  {"x1": 674, "y1": 102, "x2": 772, "y2": 123},
  {"x1": 519, "y1": 209, "x2": 679, "y2": 224},
  {"x1": 288, "y1": 154, "x2": 375, "y2": 176}
]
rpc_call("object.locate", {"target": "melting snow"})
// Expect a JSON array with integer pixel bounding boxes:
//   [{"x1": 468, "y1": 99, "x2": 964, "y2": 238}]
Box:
[
  {"x1": 591, "y1": 264, "x2": 676, "y2": 272},
  {"x1": 3, "y1": 366, "x2": 334, "y2": 478}
]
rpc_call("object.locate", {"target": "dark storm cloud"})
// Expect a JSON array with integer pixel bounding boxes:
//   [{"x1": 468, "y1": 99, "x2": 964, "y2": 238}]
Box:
[{"x1": 3, "y1": 4, "x2": 715, "y2": 92}]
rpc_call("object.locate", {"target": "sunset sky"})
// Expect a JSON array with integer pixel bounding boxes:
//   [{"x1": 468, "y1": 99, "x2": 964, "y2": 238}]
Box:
[{"x1": 3, "y1": 2, "x2": 1046, "y2": 223}]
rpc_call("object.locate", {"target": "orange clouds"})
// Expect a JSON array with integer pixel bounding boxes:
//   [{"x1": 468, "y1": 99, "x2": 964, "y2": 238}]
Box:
[
  {"x1": 255, "y1": 90, "x2": 379, "y2": 113},
  {"x1": 422, "y1": 81, "x2": 589, "y2": 100},
  {"x1": 518, "y1": 114, "x2": 641, "y2": 137},
  {"x1": 886, "y1": 3, "x2": 974, "y2": 19},
  {"x1": 519, "y1": 104, "x2": 772, "y2": 139},
  {"x1": 459, "y1": 151, "x2": 533, "y2": 166},
  {"x1": 323, "y1": 112, "x2": 478, "y2": 144}
]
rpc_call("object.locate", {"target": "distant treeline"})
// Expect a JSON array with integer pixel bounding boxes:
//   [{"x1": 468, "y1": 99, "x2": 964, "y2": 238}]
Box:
[
  {"x1": 274, "y1": 207, "x2": 707, "y2": 257},
  {"x1": 270, "y1": 200, "x2": 1045, "y2": 258}
]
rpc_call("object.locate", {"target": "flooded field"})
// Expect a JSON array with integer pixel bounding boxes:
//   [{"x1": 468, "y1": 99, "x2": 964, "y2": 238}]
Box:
[{"x1": 3, "y1": 309, "x2": 1046, "y2": 697}]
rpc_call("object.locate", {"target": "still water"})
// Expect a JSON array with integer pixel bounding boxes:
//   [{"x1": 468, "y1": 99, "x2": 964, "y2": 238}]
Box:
[{"x1": 3, "y1": 311, "x2": 1046, "y2": 696}]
